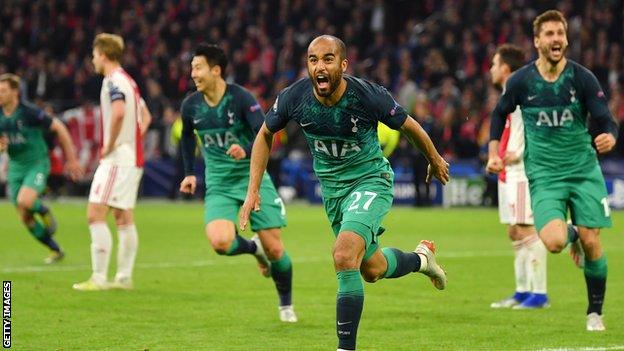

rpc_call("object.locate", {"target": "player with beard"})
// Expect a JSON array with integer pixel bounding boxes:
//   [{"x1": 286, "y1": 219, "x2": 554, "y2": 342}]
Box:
[
  {"x1": 240, "y1": 35, "x2": 449, "y2": 350},
  {"x1": 488, "y1": 10, "x2": 617, "y2": 331}
]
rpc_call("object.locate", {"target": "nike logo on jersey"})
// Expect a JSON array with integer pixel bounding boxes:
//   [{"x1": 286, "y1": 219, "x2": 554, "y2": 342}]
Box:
[
  {"x1": 301, "y1": 122, "x2": 314, "y2": 127},
  {"x1": 193, "y1": 118, "x2": 202, "y2": 124},
  {"x1": 527, "y1": 95, "x2": 537, "y2": 101}
]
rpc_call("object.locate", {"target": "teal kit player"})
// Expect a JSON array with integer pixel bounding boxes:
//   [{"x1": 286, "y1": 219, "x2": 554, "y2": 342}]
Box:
[
  {"x1": 0, "y1": 73, "x2": 82, "y2": 263},
  {"x1": 240, "y1": 35, "x2": 449, "y2": 351},
  {"x1": 179, "y1": 44, "x2": 296, "y2": 322},
  {"x1": 488, "y1": 10, "x2": 618, "y2": 331}
]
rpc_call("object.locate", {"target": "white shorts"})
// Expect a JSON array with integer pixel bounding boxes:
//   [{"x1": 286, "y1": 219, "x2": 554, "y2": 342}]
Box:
[
  {"x1": 498, "y1": 178, "x2": 534, "y2": 225},
  {"x1": 88, "y1": 164, "x2": 143, "y2": 210}
]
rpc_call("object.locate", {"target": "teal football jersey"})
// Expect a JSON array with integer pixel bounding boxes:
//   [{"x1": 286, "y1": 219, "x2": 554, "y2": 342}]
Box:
[{"x1": 266, "y1": 75, "x2": 407, "y2": 198}]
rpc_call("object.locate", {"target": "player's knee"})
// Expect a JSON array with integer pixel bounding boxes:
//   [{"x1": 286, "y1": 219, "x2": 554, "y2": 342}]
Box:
[
  {"x1": 333, "y1": 249, "x2": 358, "y2": 270},
  {"x1": 263, "y1": 244, "x2": 284, "y2": 261},
  {"x1": 542, "y1": 237, "x2": 565, "y2": 253},
  {"x1": 87, "y1": 211, "x2": 105, "y2": 224},
  {"x1": 16, "y1": 198, "x2": 34, "y2": 212},
  {"x1": 87, "y1": 205, "x2": 107, "y2": 224},
  {"x1": 580, "y1": 235, "x2": 600, "y2": 251},
  {"x1": 507, "y1": 226, "x2": 517, "y2": 241},
  {"x1": 209, "y1": 236, "x2": 232, "y2": 254}
]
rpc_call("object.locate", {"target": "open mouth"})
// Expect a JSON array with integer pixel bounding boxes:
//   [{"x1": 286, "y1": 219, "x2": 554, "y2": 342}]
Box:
[
  {"x1": 550, "y1": 45, "x2": 562, "y2": 55},
  {"x1": 316, "y1": 74, "x2": 330, "y2": 90}
]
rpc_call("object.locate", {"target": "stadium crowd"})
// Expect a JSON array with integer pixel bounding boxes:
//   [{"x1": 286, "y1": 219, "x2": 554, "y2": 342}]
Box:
[{"x1": 0, "y1": 0, "x2": 623, "y2": 192}]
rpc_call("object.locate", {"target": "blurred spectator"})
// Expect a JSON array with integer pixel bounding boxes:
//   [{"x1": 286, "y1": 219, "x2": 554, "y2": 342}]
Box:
[{"x1": 0, "y1": 0, "x2": 621, "y2": 170}]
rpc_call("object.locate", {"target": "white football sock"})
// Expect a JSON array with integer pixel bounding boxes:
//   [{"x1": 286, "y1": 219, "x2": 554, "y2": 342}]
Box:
[
  {"x1": 89, "y1": 222, "x2": 112, "y2": 284},
  {"x1": 115, "y1": 224, "x2": 138, "y2": 281},
  {"x1": 512, "y1": 237, "x2": 531, "y2": 293},
  {"x1": 526, "y1": 234, "x2": 547, "y2": 294},
  {"x1": 417, "y1": 253, "x2": 429, "y2": 272}
]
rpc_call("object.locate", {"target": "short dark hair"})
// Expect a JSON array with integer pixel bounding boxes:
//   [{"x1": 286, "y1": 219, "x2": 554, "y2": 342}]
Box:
[
  {"x1": 496, "y1": 44, "x2": 525, "y2": 72},
  {"x1": 194, "y1": 43, "x2": 228, "y2": 75},
  {"x1": 533, "y1": 10, "x2": 568, "y2": 37}
]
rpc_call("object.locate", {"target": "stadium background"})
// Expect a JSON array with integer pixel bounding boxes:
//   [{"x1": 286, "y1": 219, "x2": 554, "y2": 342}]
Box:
[{"x1": 0, "y1": 0, "x2": 623, "y2": 205}]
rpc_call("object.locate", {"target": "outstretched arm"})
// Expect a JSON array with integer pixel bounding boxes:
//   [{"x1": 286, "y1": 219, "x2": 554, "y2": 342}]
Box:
[
  {"x1": 239, "y1": 122, "x2": 275, "y2": 230},
  {"x1": 49, "y1": 118, "x2": 83, "y2": 181},
  {"x1": 400, "y1": 116, "x2": 450, "y2": 185}
]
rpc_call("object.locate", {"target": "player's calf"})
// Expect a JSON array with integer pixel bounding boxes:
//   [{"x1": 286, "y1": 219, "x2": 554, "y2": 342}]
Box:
[{"x1": 377, "y1": 247, "x2": 420, "y2": 281}]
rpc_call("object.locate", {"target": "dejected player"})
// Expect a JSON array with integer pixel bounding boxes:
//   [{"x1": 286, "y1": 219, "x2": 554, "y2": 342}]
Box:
[{"x1": 488, "y1": 44, "x2": 549, "y2": 310}]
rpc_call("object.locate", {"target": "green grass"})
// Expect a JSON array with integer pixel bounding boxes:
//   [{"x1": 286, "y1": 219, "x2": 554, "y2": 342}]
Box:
[{"x1": 1, "y1": 201, "x2": 624, "y2": 351}]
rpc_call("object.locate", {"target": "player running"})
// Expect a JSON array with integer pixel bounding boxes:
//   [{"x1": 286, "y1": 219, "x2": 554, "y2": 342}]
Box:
[
  {"x1": 0, "y1": 73, "x2": 82, "y2": 263},
  {"x1": 488, "y1": 10, "x2": 617, "y2": 331},
  {"x1": 179, "y1": 43, "x2": 296, "y2": 323},
  {"x1": 240, "y1": 35, "x2": 449, "y2": 350}
]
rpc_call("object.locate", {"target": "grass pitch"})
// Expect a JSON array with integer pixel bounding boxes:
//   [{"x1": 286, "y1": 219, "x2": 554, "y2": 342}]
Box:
[{"x1": 1, "y1": 201, "x2": 623, "y2": 350}]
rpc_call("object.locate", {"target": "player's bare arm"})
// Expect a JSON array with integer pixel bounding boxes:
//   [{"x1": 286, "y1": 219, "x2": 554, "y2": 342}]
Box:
[
  {"x1": 139, "y1": 99, "x2": 152, "y2": 137},
  {"x1": 49, "y1": 118, "x2": 84, "y2": 181},
  {"x1": 486, "y1": 140, "x2": 504, "y2": 174},
  {"x1": 226, "y1": 144, "x2": 246, "y2": 160},
  {"x1": 102, "y1": 99, "x2": 125, "y2": 157},
  {"x1": 0, "y1": 134, "x2": 7, "y2": 152},
  {"x1": 399, "y1": 116, "x2": 450, "y2": 185},
  {"x1": 240, "y1": 122, "x2": 274, "y2": 230}
]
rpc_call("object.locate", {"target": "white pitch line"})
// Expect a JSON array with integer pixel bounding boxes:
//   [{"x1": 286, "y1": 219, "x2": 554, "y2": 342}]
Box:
[
  {"x1": 0, "y1": 250, "x2": 512, "y2": 274},
  {"x1": 537, "y1": 346, "x2": 624, "y2": 351},
  {"x1": 0, "y1": 257, "x2": 327, "y2": 274}
]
